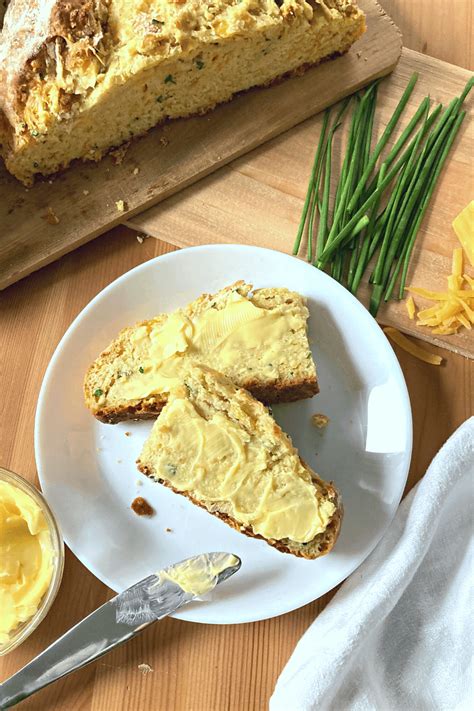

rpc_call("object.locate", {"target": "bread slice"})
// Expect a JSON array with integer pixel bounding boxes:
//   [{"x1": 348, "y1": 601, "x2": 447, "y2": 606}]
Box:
[
  {"x1": 84, "y1": 282, "x2": 319, "y2": 424},
  {"x1": 0, "y1": 0, "x2": 365, "y2": 184},
  {"x1": 137, "y1": 364, "x2": 342, "y2": 559}
]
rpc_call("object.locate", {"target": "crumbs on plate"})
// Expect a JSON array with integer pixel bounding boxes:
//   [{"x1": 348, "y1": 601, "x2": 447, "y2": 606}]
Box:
[
  {"x1": 311, "y1": 413, "x2": 330, "y2": 429},
  {"x1": 131, "y1": 497, "x2": 155, "y2": 517}
]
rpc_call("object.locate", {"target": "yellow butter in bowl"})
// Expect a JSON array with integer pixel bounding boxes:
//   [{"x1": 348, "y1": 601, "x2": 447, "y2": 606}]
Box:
[
  {"x1": 0, "y1": 469, "x2": 64, "y2": 655},
  {"x1": 0, "y1": 483, "x2": 54, "y2": 643}
]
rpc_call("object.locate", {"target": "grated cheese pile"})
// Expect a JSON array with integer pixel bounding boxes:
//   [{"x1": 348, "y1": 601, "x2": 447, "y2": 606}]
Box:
[{"x1": 406, "y1": 248, "x2": 474, "y2": 336}]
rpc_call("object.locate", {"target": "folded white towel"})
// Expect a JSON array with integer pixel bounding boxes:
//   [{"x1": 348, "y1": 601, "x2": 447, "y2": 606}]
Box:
[{"x1": 271, "y1": 417, "x2": 474, "y2": 711}]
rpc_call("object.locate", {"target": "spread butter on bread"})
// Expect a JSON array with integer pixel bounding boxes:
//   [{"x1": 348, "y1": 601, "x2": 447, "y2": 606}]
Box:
[
  {"x1": 84, "y1": 282, "x2": 319, "y2": 423},
  {"x1": 137, "y1": 364, "x2": 342, "y2": 559}
]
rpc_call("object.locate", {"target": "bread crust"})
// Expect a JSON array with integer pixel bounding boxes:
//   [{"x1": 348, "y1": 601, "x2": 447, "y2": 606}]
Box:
[
  {"x1": 138, "y1": 459, "x2": 342, "y2": 560},
  {"x1": 84, "y1": 281, "x2": 320, "y2": 423},
  {"x1": 93, "y1": 376, "x2": 319, "y2": 423},
  {"x1": 0, "y1": 0, "x2": 109, "y2": 125}
]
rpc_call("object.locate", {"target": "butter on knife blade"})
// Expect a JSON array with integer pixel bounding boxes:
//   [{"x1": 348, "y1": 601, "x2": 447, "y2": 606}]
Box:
[
  {"x1": 0, "y1": 552, "x2": 241, "y2": 709},
  {"x1": 115, "y1": 552, "x2": 241, "y2": 624}
]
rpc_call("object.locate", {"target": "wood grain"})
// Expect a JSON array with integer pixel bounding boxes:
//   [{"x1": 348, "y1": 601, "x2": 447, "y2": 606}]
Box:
[
  {"x1": 382, "y1": 0, "x2": 474, "y2": 70},
  {"x1": 0, "y1": 0, "x2": 401, "y2": 291},
  {"x1": 128, "y1": 48, "x2": 474, "y2": 358},
  {"x1": 0, "y1": 4, "x2": 473, "y2": 711}
]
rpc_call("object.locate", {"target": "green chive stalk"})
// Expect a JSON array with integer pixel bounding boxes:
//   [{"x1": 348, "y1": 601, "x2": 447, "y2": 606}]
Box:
[
  {"x1": 347, "y1": 72, "x2": 418, "y2": 212},
  {"x1": 293, "y1": 109, "x2": 331, "y2": 256},
  {"x1": 350, "y1": 165, "x2": 386, "y2": 294},
  {"x1": 396, "y1": 109, "x2": 467, "y2": 299},
  {"x1": 373, "y1": 103, "x2": 429, "y2": 285},
  {"x1": 313, "y1": 99, "x2": 351, "y2": 262}
]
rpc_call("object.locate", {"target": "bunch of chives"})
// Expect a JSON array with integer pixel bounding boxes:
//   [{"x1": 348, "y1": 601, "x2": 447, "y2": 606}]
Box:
[{"x1": 293, "y1": 73, "x2": 473, "y2": 317}]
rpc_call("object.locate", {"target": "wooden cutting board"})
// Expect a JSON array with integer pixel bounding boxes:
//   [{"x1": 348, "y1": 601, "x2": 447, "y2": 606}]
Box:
[
  {"x1": 128, "y1": 47, "x2": 474, "y2": 359},
  {"x1": 0, "y1": 0, "x2": 400, "y2": 290}
]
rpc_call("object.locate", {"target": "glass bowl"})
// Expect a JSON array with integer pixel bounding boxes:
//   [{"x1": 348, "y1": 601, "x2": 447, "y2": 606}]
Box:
[{"x1": 0, "y1": 467, "x2": 64, "y2": 656}]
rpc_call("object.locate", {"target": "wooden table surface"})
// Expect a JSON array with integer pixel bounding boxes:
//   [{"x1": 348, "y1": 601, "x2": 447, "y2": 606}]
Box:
[{"x1": 0, "y1": 2, "x2": 472, "y2": 709}]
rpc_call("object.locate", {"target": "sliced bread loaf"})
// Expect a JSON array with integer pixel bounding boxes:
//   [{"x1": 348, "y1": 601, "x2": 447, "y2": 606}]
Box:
[
  {"x1": 137, "y1": 364, "x2": 341, "y2": 559},
  {"x1": 84, "y1": 282, "x2": 318, "y2": 423}
]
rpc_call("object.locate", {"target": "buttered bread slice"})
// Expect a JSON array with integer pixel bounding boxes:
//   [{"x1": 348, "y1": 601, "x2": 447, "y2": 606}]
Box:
[
  {"x1": 0, "y1": 0, "x2": 365, "y2": 184},
  {"x1": 84, "y1": 282, "x2": 318, "y2": 423},
  {"x1": 138, "y1": 364, "x2": 341, "y2": 558}
]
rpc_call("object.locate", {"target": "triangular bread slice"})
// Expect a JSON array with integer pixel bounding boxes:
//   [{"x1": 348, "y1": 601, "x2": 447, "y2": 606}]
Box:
[
  {"x1": 137, "y1": 364, "x2": 341, "y2": 559},
  {"x1": 84, "y1": 282, "x2": 318, "y2": 423}
]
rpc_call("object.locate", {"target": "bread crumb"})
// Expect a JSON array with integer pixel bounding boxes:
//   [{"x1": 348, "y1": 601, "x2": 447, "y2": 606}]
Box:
[
  {"x1": 356, "y1": 50, "x2": 362, "y2": 58},
  {"x1": 135, "y1": 479, "x2": 143, "y2": 487},
  {"x1": 115, "y1": 200, "x2": 126, "y2": 212},
  {"x1": 138, "y1": 663, "x2": 154, "y2": 675},
  {"x1": 124, "y1": 431, "x2": 131, "y2": 437},
  {"x1": 311, "y1": 413, "x2": 330, "y2": 429},
  {"x1": 133, "y1": 167, "x2": 140, "y2": 175},
  {"x1": 159, "y1": 136, "x2": 169, "y2": 147},
  {"x1": 136, "y1": 235, "x2": 144, "y2": 244},
  {"x1": 42, "y1": 207, "x2": 60, "y2": 225},
  {"x1": 110, "y1": 142, "x2": 130, "y2": 165},
  {"x1": 83, "y1": 189, "x2": 90, "y2": 196},
  {"x1": 165, "y1": 527, "x2": 173, "y2": 533},
  {"x1": 131, "y1": 497, "x2": 155, "y2": 517}
]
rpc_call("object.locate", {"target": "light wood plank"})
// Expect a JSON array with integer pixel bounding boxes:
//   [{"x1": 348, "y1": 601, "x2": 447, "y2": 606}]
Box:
[{"x1": 382, "y1": 0, "x2": 474, "y2": 70}]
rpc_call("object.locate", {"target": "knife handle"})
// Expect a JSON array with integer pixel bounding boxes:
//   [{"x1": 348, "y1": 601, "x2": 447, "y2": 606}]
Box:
[{"x1": 0, "y1": 599, "x2": 150, "y2": 708}]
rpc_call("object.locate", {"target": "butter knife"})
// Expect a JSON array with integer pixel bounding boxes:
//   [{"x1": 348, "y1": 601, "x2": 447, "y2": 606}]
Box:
[{"x1": 0, "y1": 552, "x2": 241, "y2": 709}]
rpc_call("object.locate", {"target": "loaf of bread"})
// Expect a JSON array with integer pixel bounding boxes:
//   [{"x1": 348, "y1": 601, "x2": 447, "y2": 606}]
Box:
[
  {"x1": 0, "y1": 0, "x2": 365, "y2": 184},
  {"x1": 138, "y1": 364, "x2": 342, "y2": 559},
  {"x1": 84, "y1": 282, "x2": 319, "y2": 423}
]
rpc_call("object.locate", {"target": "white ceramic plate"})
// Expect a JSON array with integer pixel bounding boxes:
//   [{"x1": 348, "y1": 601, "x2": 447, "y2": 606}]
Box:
[{"x1": 35, "y1": 245, "x2": 412, "y2": 624}]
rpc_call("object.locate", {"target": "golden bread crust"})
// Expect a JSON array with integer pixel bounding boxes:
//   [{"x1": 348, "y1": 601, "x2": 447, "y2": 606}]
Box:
[
  {"x1": 138, "y1": 461, "x2": 342, "y2": 559},
  {"x1": 84, "y1": 281, "x2": 319, "y2": 423}
]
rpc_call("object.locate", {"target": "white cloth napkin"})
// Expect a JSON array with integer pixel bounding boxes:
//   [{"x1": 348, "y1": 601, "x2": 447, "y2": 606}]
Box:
[{"x1": 271, "y1": 417, "x2": 474, "y2": 711}]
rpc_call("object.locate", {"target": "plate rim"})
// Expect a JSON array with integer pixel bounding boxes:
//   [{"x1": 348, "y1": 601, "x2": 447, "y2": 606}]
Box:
[{"x1": 35, "y1": 244, "x2": 413, "y2": 624}]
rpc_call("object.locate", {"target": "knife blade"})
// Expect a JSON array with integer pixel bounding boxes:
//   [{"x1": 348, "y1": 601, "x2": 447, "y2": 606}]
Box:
[{"x1": 0, "y1": 552, "x2": 241, "y2": 709}]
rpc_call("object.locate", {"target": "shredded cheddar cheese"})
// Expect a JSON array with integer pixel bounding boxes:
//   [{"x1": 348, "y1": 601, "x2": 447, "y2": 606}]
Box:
[
  {"x1": 383, "y1": 327, "x2": 443, "y2": 365},
  {"x1": 406, "y1": 296, "x2": 416, "y2": 320},
  {"x1": 406, "y1": 248, "x2": 474, "y2": 335},
  {"x1": 452, "y1": 201, "x2": 474, "y2": 267}
]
